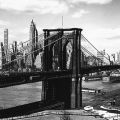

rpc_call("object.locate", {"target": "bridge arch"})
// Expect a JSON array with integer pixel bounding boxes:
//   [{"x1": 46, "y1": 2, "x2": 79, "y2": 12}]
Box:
[
  {"x1": 49, "y1": 42, "x2": 60, "y2": 71},
  {"x1": 62, "y1": 38, "x2": 73, "y2": 70}
]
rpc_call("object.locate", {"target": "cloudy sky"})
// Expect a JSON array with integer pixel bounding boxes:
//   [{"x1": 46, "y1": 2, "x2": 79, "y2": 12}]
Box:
[{"x1": 0, "y1": 0, "x2": 120, "y2": 55}]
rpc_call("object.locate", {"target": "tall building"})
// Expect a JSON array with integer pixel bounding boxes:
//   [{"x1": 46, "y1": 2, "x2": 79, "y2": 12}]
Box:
[
  {"x1": 117, "y1": 51, "x2": 120, "y2": 64},
  {"x1": 97, "y1": 50, "x2": 109, "y2": 65},
  {"x1": 26, "y1": 20, "x2": 38, "y2": 68},
  {"x1": 0, "y1": 42, "x2": 5, "y2": 69},
  {"x1": 97, "y1": 50, "x2": 106, "y2": 65},
  {"x1": 13, "y1": 41, "x2": 17, "y2": 53},
  {"x1": 29, "y1": 19, "x2": 38, "y2": 51},
  {"x1": 97, "y1": 50, "x2": 104, "y2": 62},
  {"x1": 111, "y1": 53, "x2": 115, "y2": 63},
  {"x1": 0, "y1": 43, "x2": 2, "y2": 69},
  {"x1": 4, "y1": 29, "x2": 8, "y2": 62}
]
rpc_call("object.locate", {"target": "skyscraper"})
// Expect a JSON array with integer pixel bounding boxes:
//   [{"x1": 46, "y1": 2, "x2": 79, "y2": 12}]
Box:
[
  {"x1": 13, "y1": 41, "x2": 17, "y2": 53},
  {"x1": 4, "y1": 29, "x2": 8, "y2": 62},
  {"x1": 29, "y1": 20, "x2": 38, "y2": 51},
  {"x1": 0, "y1": 42, "x2": 5, "y2": 69},
  {"x1": 97, "y1": 50, "x2": 105, "y2": 65},
  {"x1": 0, "y1": 43, "x2": 2, "y2": 69},
  {"x1": 26, "y1": 20, "x2": 38, "y2": 68},
  {"x1": 117, "y1": 51, "x2": 120, "y2": 64}
]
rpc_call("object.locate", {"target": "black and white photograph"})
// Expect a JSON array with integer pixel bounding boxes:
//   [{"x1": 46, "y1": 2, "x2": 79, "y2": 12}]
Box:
[{"x1": 0, "y1": 0, "x2": 120, "y2": 119}]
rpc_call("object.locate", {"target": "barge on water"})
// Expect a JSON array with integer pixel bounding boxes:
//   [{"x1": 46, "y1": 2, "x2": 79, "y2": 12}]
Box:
[
  {"x1": 84, "y1": 73, "x2": 102, "y2": 81},
  {"x1": 102, "y1": 71, "x2": 120, "y2": 83},
  {"x1": 84, "y1": 75, "x2": 102, "y2": 81}
]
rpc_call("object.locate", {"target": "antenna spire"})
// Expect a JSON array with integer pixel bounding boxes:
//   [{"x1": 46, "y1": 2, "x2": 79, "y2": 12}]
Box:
[{"x1": 62, "y1": 16, "x2": 63, "y2": 28}]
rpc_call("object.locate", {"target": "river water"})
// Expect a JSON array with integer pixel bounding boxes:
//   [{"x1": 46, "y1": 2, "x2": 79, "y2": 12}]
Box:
[
  {"x1": 0, "y1": 82, "x2": 42, "y2": 109},
  {"x1": 1, "y1": 80, "x2": 120, "y2": 109},
  {"x1": 82, "y1": 80, "x2": 120, "y2": 91}
]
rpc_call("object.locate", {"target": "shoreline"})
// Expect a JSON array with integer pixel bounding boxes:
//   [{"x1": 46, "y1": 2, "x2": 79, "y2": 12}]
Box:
[{"x1": 82, "y1": 87, "x2": 120, "y2": 110}]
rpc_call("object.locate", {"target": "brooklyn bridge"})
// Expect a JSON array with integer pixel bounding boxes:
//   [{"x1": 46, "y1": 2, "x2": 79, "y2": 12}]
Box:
[{"x1": 0, "y1": 20, "x2": 120, "y2": 118}]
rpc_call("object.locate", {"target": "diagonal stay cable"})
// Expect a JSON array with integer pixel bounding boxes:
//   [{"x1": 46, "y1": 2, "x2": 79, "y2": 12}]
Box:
[
  {"x1": 65, "y1": 45, "x2": 106, "y2": 65},
  {"x1": 81, "y1": 46, "x2": 103, "y2": 62},
  {"x1": 81, "y1": 46, "x2": 108, "y2": 65},
  {"x1": 1, "y1": 34, "x2": 71, "y2": 69},
  {"x1": 0, "y1": 32, "x2": 61, "y2": 60},
  {"x1": 81, "y1": 34, "x2": 110, "y2": 61}
]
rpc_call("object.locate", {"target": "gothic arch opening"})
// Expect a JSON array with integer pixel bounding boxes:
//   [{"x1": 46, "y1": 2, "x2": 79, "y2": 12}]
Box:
[
  {"x1": 63, "y1": 40, "x2": 73, "y2": 70},
  {"x1": 49, "y1": 42, "x2": 59, "y2": 71}
]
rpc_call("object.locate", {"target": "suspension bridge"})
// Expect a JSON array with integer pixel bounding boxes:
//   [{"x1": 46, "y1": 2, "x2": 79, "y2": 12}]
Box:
[{"x1": 0, "y1": 28, "x2": 120, "y2": 118}]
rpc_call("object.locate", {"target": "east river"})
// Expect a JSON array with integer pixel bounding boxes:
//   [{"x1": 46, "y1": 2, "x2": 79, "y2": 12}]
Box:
[
  {"x1": 0, "y1": 82, "x2": 42, "y2": 109},
  {"x1": 1, "y1": 80, "x2": 120, "y2": 109},
  {"x1": 82, "y1": 80, "x2": 120, "y2": 91}
]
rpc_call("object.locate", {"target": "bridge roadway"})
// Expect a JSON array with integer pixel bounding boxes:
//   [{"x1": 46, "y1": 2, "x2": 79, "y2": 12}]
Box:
[
  {"x1": 0, "y1": 64, "x2": 120, "y2": 88},
  {"x1": 0, "y1": 70, "x2": 72, "y2": 88}
]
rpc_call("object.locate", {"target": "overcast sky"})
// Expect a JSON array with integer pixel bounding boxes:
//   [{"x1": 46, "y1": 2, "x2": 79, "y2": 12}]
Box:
[{"x1": 0, "y1": 0, "x2": 120, "y2": 55}]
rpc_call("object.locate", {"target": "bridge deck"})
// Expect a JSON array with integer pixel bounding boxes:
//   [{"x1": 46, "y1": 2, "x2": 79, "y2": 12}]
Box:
[{"x1": 0, "y1": 65, "x2": 120, "y2": 88}]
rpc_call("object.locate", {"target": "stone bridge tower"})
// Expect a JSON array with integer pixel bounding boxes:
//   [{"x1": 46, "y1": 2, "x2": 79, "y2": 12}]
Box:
[{"x1": 41, "y1": 28, "x2": 83, "y2": 108}]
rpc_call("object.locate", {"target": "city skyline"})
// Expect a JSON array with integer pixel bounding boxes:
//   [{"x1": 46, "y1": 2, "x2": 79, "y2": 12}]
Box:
[{"x1": 0, "y1": 0, "x2": 120, "y2": 54}]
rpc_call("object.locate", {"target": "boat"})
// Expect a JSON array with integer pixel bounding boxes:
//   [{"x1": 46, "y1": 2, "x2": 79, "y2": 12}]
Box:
[
  {"x1": 84, "y1": 106, "x2": 93, "y2": 111},
  {"x1": 84, "y1": 75, "x2": 102, "y2": 81},
  {"x1": 102, "y1": 76, "x2": 110, "y2": 83},
  {"x1": 109, "y1": 71, "x2": 120, "y2": 83},
  {"x1": 102, "y1": 70, "x2": 120, "y2": 83}
]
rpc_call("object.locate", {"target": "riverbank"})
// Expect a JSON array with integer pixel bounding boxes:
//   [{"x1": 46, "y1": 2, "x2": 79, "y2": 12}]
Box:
[{"x1": 82, "y1": 88, "x2": 120, "y2": 110}]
